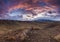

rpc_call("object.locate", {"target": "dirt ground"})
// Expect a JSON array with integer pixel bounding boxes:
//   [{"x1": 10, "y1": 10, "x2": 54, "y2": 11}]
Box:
[{"x1": 0, "y1": 20, "x2": 60, "y2": 42}]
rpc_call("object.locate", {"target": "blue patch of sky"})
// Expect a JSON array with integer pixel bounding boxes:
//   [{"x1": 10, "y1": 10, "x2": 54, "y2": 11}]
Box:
[
  {"x1": 2, "y1": 0, "x2": 9, "y2": 4},
  {"x1": 38, "y1": 1, "x2": 47, "y2": 6},
  {"x1": 10, "y1": 8, "x2": 26, "y2": 14}
]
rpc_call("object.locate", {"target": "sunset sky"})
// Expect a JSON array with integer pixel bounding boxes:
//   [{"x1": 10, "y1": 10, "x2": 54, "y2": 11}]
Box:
[{"x1": 0, "y1": 0, "x2": 60, "y2": 21}]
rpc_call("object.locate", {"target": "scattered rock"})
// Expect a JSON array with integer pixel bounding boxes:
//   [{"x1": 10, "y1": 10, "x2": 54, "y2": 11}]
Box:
[{"x1": 0, "y1": 28, "x2": 32, "y2": 42}]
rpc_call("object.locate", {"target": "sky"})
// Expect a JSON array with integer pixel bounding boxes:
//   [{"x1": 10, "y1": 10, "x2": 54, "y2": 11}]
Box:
[{"x1": 0, "y1": 0, "x2": 60, "y2": 21}]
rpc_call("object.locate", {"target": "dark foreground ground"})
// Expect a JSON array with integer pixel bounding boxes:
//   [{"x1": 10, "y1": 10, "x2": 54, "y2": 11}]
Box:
[{"x1": 0, "y1": 20, "x2": 60, "y2": 42}]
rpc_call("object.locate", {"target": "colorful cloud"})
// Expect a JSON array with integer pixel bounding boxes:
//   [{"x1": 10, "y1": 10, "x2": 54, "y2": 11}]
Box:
[{"x1": 0, "y1": 0, "x2": 60, "y2": 21}]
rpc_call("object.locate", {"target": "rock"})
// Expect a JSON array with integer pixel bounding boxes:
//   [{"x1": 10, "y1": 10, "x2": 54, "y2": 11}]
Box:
[
  {"x1": 54, "y1": 34, "x2": 60, "y2": 42},
  {"x1": 0, "y1": 28, "x2": 32, "y2": 42}
]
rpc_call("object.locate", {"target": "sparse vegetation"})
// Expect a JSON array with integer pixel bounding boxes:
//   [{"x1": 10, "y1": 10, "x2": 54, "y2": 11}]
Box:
[{"x1": 0, "y1": 20, "x2": 60, "y2": 42}]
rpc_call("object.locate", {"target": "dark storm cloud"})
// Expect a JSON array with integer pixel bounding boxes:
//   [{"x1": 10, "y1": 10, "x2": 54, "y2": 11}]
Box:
[{"x1": 47, "y1": 0, "x2": 60, "y2": 6}]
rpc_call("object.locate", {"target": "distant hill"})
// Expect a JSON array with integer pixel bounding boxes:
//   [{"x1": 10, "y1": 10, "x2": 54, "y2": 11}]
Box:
[{"x1": 34, "y1": 19, "x2": 55, "y2": 22}]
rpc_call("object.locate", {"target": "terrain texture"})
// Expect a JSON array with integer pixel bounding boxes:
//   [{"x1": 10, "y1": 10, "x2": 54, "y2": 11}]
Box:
[{"x1": 0, "y1": 20, "x2": 60, "y2": 42}]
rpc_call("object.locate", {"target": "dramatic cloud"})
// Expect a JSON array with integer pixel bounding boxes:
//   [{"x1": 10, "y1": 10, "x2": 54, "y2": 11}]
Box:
[{"x1": 0, "y1": 0, "x2": 60, "y2": 21}]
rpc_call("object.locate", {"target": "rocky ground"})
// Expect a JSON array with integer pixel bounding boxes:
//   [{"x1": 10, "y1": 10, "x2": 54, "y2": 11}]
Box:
[{"x1": 0, "y1": 20, "x2": 60, "y2": 42}]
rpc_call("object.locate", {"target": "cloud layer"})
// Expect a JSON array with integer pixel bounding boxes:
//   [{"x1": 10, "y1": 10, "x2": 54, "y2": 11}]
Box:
[{"x1": 0, "y1": 0, "x2": 60, "y2": 21}]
